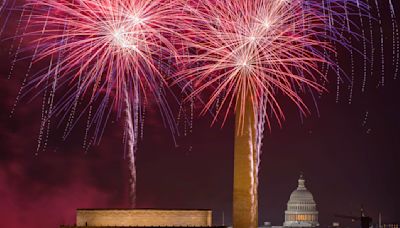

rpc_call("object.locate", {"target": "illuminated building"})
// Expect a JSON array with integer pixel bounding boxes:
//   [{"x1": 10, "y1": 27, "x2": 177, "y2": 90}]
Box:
[
  {"x1": 383, "y1": 223, "x2": 400, "y2": 228},
  {"x1": 60, "y1": 209, "x2": 223, "y2": 227},
  {"x1": 260, "y1": 174, "x2": 319, "y2": 228},
  {"x1": 283, "y1": 174, "x2": 319, "y2": 227}
]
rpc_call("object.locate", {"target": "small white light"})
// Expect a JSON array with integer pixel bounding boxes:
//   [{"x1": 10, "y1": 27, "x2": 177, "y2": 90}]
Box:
[
  {"x1": 263, "y1": 19, "x2": 271, "y2": 29},
  {"x1": 112, "y1": 28, "x2": 137, "y2": 50},
  {"x1": 129, "y1": 15, "x2": 143, "y2": 26},
  {"x1": 237, "y1": 57, "x2": 251, "y2": 70},
  {"x1": 277, "y1": 0, "x2": 289, "y2": 4},
  {"x1": 249, "y1": 36, "x2": 257, "y2": 42}
]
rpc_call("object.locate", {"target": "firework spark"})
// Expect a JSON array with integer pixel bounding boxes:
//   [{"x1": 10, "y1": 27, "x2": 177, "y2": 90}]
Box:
[{"x1": 20, "y1": 0, "x2": 186, "y2": 207}]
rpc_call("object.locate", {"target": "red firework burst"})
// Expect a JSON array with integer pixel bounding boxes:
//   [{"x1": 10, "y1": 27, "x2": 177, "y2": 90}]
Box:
[{"x1": 175, "y1": 0, "x2": 335, "y2": 129}]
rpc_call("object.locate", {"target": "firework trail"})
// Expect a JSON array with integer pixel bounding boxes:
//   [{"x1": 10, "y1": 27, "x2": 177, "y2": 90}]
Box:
[
  {"x1": 0, "y1": 0, "x2": 16, "y2": 36},
  {"x1": 389, "y1": 0, "x2": 399, "y2": 80},
  {"x1": 373, "y1": 0, "x2": 385, "y2": 87},
  {"x1": 124, "y1": 83, "x2": 138, "y2": 207},
  {"x1": 0, "y1": 0, "x2": 5, "y2": 12},
  {"x1": 17, "y1": 0, "x2": 186, "y2": 207}
]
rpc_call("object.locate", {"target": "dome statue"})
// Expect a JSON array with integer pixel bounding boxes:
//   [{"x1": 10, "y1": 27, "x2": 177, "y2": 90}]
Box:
[{"x1": 283, "y1": 174, "x2": 319, "y2": 227}]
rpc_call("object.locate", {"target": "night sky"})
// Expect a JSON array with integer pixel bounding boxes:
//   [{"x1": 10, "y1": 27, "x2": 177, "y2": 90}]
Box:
[{"x1": 1, "y1": 1, "x2": 400, "y2": 228}]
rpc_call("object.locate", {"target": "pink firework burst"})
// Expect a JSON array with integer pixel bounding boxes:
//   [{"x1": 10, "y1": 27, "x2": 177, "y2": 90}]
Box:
[
  {"x1": 21, "y1": 0, "x2": 188, "y2": 207},
  {"x1": 25, "y1": 0, "x2": 181, "y2": 122},
  {"x1": 175, "y1": 0, "x2": 343, "y2": 129}
]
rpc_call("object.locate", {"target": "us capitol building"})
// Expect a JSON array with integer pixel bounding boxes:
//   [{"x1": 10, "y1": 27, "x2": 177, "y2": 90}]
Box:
[{"x1": 262, "y1": 174, "x2": 319, "y2": 228}]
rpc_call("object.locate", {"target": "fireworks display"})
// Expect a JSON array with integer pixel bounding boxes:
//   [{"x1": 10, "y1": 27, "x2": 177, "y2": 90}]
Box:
[
  {"x1": 0, "y1": 0, "x2": 398, "y2": 221},
  {"x1": 173, "y1": 0, "x2": 399, "y2": 158},
  {"x1": 11, "y1": 0, "x2": 189, "y2": 207}
]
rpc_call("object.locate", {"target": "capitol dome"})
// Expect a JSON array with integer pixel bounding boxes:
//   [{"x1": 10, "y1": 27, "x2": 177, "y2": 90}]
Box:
[{"x1": 283, "y1": 174, "x2": 319, "y2": 227}]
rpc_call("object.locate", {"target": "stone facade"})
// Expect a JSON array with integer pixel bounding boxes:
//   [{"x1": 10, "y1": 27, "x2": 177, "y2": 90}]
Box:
[{"x1": 76, "y1": 209, "x2": 212, "y2": 227}]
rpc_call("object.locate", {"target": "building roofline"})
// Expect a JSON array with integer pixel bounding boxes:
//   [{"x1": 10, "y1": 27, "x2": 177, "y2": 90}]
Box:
[
  {"x1": 61, "y1": 226, "x2": 226, "y2": 228},
  {"x1": 76, "y1": 208, "x2": 212, "y2": 211}
]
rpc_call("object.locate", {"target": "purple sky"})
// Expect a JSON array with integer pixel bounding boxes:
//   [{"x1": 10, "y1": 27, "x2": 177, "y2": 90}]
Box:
[{"x1": 0, "y1": 1, "x2": 400, "y2": 228}]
